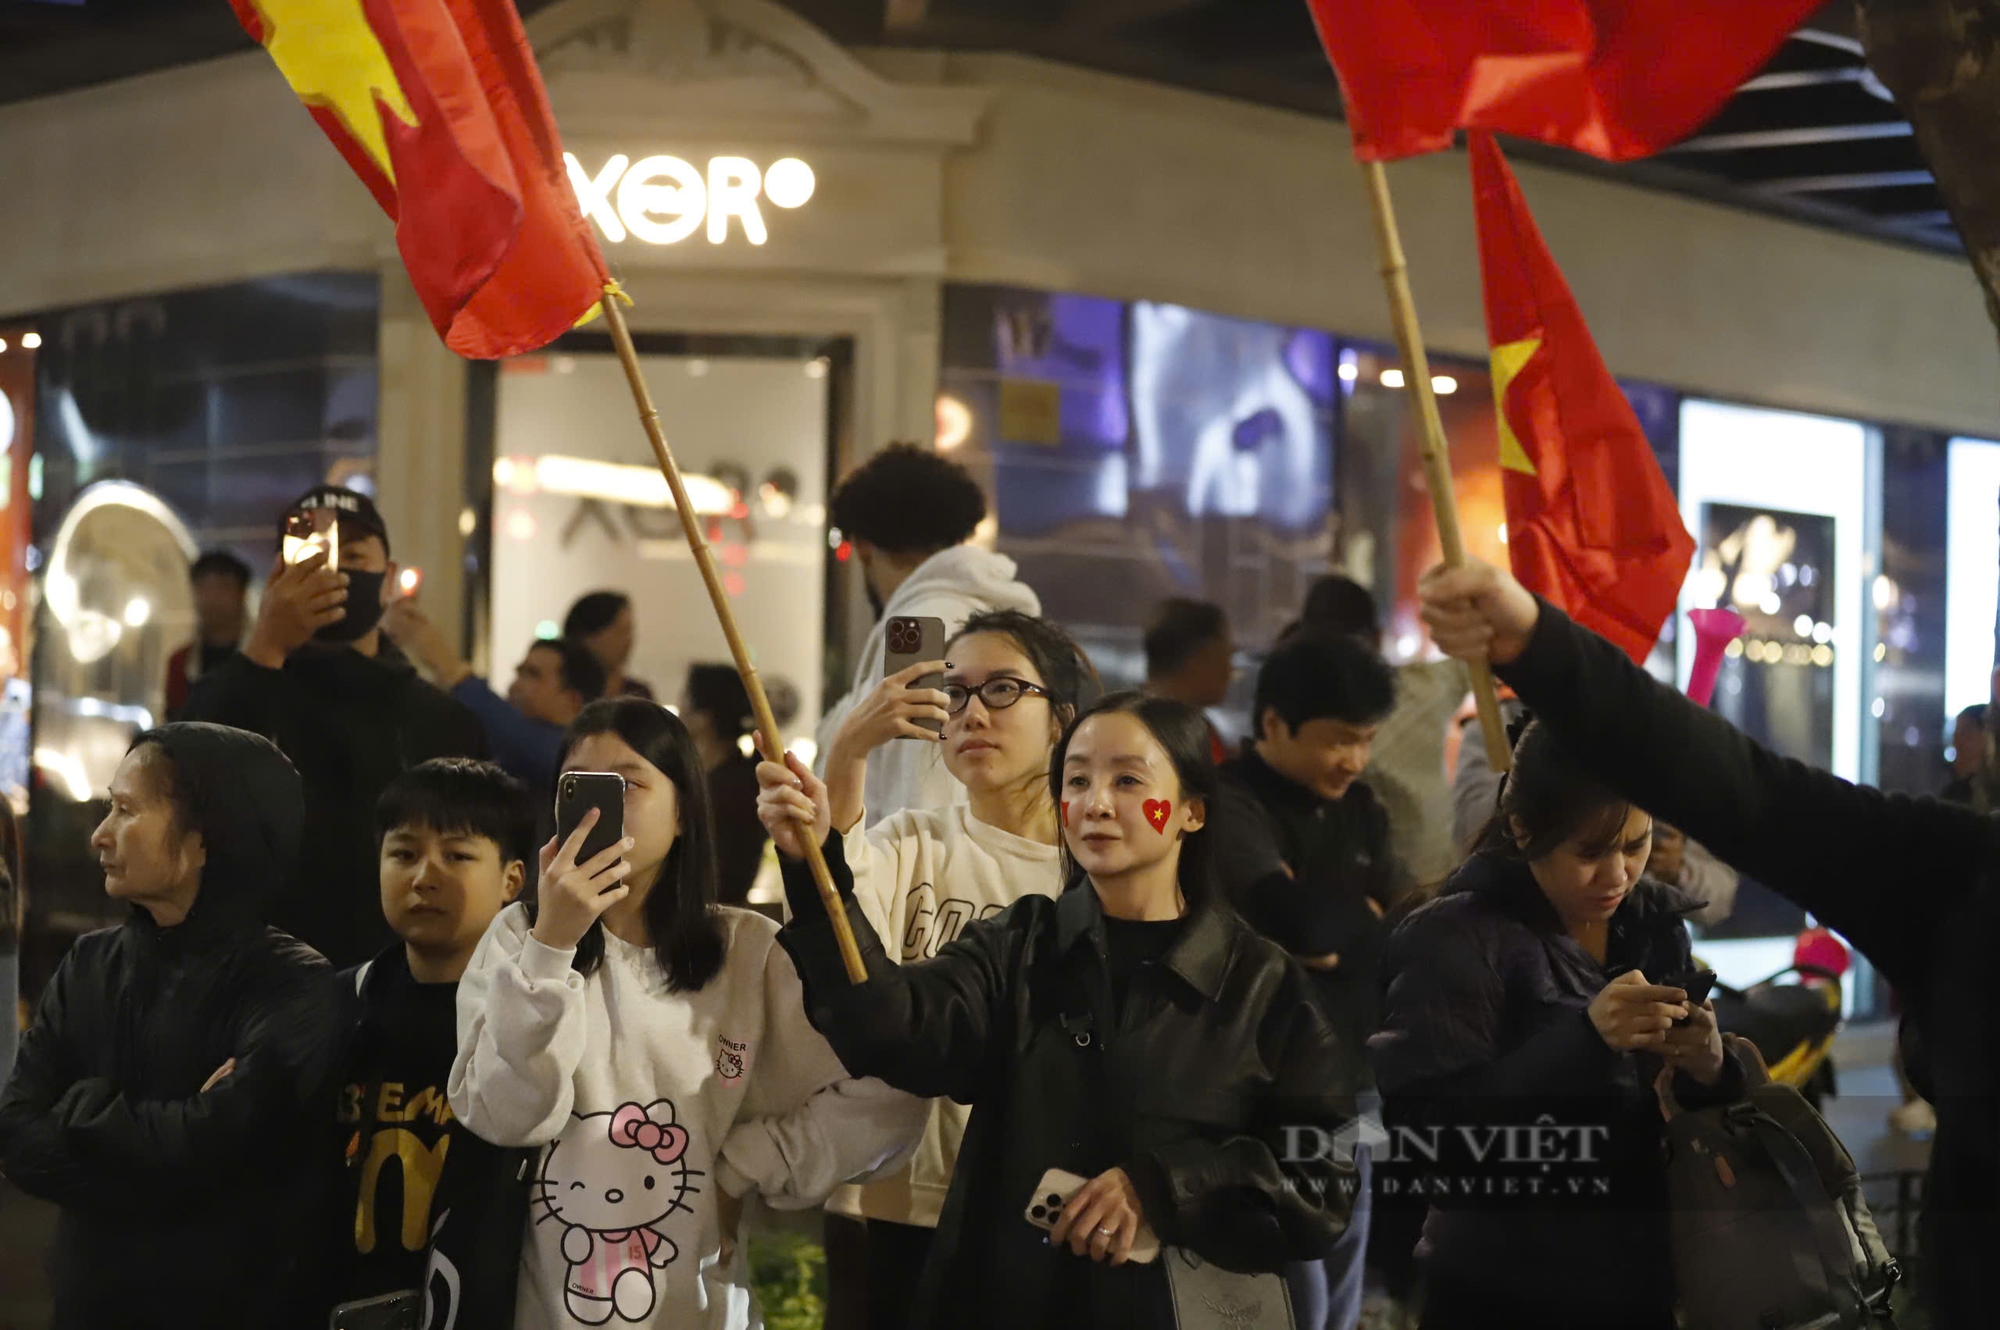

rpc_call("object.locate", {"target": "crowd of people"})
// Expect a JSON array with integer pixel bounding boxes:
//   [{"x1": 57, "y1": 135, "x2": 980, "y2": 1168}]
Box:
[{"x1": 0, "y1": 442, "x2": 1980, "y2": 1330}]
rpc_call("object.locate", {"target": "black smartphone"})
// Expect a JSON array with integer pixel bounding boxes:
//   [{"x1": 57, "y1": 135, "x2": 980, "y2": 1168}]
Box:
[
  {"x1": 883, "y1": 615, "x2": 949, "y2": 736},
  {"x1": 1662, "y1": 969, "x2": 1717, "y2": 1022},
  {"x1": 555, "y1": 771, "x2": 625, "y2": 886}
]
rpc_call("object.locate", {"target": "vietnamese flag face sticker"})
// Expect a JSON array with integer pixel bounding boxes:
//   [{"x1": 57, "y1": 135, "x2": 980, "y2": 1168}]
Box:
[
  {"x1": 1061, "y1": 800, "x2": 1070, "y2": 827},
  {"x1": 1143, "y1": 799, "x2": 1171, "y2": 834}
]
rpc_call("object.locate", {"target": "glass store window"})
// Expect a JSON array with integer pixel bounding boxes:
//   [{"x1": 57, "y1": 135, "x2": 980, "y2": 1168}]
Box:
[
  {"x1": 1875, "y1": 428, "x2": 1950, "y2": 798},
  {"x1": 21, "y1": 272, "x2": 379, "y2": 995},
  {"x1": 938, "y1": 283, "x2": 1337, "y2": 740},
  {"x1": 1943, "y1": 436, "x2": 2000, "y2": 783},
  {"x1": 482, "y1": 333, "x2": 842, "y2": 761}
]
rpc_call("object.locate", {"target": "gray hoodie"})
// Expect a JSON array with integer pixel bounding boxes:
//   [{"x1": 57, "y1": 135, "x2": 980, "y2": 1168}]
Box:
[{"x1": 816, "y1": 544, "x2": 1040, "y2": 827}]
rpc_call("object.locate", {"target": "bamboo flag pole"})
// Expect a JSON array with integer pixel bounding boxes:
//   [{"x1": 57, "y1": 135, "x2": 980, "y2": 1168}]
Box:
[
  {"x1": 1359, "y1": 160, "x2": 1512, "y2": 772},
  {"x1": 599, "y1": 290, "x2": 869, "y2": 983}
]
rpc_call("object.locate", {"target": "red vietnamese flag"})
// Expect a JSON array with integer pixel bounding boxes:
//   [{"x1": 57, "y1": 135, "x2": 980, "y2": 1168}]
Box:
[
  {"x1": 1472, "y1": 131, "x2": 1693, "y2": 663},
  {"x1": 1305, "y1": 0, "x2": 1822, "y2": 161},
  {"x1": 230, "y1": 0, "x2": 609, "y2": 358}
]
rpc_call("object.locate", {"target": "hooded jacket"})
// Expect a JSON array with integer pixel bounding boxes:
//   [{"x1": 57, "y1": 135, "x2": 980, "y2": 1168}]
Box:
[
  {"x1": 0, "y1": 723, "x2": 342, "y2": 1329},
  {"x1": 185, "y1": 639, "x2": 487, "y2": 965},
  {"x1": 816, "y1": 545, "x2": 1041, "y2": 827},
  {"x1": 1370, "y1": 851, "x2": 1746, "y2": 1327}
]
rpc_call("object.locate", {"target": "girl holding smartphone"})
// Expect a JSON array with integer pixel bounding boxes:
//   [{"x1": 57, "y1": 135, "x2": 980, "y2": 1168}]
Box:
[{"x1": 449, "y1": 699, "x2": 925, "y2": 1330}]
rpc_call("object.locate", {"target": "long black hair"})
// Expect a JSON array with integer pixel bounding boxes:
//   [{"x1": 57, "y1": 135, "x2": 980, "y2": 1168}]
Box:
[
  {"x1": 551, "y1": 698, "x2": 727, "y2": 992},
  {"x1": 1048, "y1": 689, "x2": 1219, "y2": 906},
  {"x1": 1471, "y1": 719, "x2": 1635, "y2": 864}
]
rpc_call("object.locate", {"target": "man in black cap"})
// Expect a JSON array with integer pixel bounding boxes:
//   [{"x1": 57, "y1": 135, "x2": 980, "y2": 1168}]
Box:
[{"x1": 185, "y1": 485, "x2": 485, "y2": 965}]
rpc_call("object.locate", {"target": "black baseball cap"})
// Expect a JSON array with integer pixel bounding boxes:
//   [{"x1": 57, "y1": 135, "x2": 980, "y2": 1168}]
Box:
[{"x1": 282, "y1": 484, "x2": 390, "y2": 555}]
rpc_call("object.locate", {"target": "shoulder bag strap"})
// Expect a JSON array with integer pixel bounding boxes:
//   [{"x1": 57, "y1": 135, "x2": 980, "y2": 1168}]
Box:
[{"x1": 1742, "y1": 1109, "x2": 1869, "y2": 1326}]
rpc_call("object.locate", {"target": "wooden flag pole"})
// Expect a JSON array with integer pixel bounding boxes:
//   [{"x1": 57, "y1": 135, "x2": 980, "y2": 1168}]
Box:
[
  {"x1": 1359, "y1": 159, "x2": 1512, "y2": 772},
  {"x1": 599, "y1": 291, "x2": 869, "y2": 983}
]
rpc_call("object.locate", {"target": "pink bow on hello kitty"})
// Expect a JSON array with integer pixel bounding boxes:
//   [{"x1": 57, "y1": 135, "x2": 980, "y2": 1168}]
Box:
[{"x1": 609, "y1": 1103, "x2": 689, "y2": 1166}]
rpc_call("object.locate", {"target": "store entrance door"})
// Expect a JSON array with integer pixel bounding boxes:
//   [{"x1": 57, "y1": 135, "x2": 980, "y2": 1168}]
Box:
[{"x1": 487, "y1": 337, "x2": 842, "y2": 758}]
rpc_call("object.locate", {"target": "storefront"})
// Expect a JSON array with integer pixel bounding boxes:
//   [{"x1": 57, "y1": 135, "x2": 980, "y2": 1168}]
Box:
[{"x1": 3, "y1": 0, "x2": 2000, "y2": 990}]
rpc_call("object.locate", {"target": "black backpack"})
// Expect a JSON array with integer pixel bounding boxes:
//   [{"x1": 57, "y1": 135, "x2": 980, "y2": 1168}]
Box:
[{"x1": 1664, "y1": 1041, "x2": 1899, "y2": 1330}]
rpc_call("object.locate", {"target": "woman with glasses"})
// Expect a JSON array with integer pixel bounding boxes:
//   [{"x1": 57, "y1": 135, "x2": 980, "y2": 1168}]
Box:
[{"x1": 758, "y1": 608, "x2": 1095, "y2": 1330}]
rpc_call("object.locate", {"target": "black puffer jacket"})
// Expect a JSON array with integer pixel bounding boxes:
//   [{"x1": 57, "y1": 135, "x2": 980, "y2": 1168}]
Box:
[
  {"x1": 1497, "y1": 601, "x2": 2000, "y2": 1330},
  {"x1": 1370, "y1": 853, "x2": 1745, "y2": 1329},
  {"x1": 0, "y1": 724, "x2": 342, "y2": 1329},
  {"x1": 780, "y1": 831, "x2": 1357, "y2": 1330},
  {"x1": 185, "y1": 641, "x2": 485, "y2": 965}
]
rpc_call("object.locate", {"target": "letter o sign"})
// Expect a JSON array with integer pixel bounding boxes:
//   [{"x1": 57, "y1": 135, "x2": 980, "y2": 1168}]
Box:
[{"x1": 618, "y1": 156, "x2": 708, "y2": 245}]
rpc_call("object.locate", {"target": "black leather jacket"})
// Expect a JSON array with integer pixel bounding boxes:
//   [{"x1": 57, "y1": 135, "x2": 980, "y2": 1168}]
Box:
[{"x1": 780, "y1": 830, "x2": 1357, "y2": 1330}]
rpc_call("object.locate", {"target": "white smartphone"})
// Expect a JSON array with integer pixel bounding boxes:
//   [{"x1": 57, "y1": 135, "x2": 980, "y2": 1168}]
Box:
[{"x1": 1024, "y1": 1167, "x2": 1160, "y2": 1264}]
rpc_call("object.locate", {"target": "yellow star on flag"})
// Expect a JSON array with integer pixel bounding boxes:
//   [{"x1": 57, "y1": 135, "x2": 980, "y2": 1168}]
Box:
[
  {"x1": 256, "y1": 0, "x2": 418, "y2": 182},
  {"x1": 1490, "y1": 335, "x2": 1541, "y2": 476}
]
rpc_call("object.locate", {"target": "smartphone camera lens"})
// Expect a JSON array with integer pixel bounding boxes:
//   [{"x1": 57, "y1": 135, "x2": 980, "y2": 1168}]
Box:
[
  {"x1": 1030, "y1": 1206, "x2": 1046, "y2": 1221},
  {"x1": 1046, "y1": 1194, "x2": 1062, "y2": 1208}
]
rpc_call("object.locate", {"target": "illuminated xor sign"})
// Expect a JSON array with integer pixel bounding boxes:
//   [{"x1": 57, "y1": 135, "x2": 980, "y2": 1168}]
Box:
[{"x1": 564, "y1": 152, "x2": 816, "y2": 246}]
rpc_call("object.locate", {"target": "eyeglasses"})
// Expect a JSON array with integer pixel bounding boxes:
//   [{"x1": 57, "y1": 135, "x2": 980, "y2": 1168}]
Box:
[{"x1": 942, "y1": 677, "x2": 1049, "y2": 715}]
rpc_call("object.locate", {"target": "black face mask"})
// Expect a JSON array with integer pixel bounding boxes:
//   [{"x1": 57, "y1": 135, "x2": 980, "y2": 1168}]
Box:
[{"x1": 316, "y1": 569, "x2": 387, "y2": 643}]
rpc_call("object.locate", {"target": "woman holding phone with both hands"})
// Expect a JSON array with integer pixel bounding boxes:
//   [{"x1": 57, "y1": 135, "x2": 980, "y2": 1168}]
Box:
[
  {"x1": 1416, "y1": 557, "x2": 1999, "y2": 1330},
  {"x1": 1369, "y1": 717, "x2": 1746, "y2": 1330},
  {"x1": 763, "y1": 690, "x2": 1357, "y2": 1330},
  {"x1": 447, "y1": 698, "x2": 925, "y2": 1330}
]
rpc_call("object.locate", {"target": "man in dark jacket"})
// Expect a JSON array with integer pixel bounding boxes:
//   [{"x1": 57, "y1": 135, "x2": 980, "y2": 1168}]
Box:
[
  {"x1": 0, "y1": 723, "x2": 341, "y2": 1328},
  {"x1": 185, "y1": 486, "x2": 486, "y2": 965},
  {"x1": 1213, "y1": 629, "x2": 1399, "y2": 1054},
  {"x1": 1419, "y1": 556, "x2": 1993, "y2": 1330}
]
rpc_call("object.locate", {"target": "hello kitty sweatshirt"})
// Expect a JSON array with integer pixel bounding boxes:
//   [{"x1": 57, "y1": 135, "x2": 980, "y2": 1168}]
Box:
[
  {"x1": 818, "y1": 804, "x2": 1062, "y2": 1230},
  {"x1": 449, "y1": 904, "x2": 925, "y2": 1330}
]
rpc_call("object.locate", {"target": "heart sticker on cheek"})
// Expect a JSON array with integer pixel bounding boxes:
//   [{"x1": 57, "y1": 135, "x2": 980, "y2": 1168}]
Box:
[{"x1": 1143, "y1": 799, "x2": 1172, "y2": 834}]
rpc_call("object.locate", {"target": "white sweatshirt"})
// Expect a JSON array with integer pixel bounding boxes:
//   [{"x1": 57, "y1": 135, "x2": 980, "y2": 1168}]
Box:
[
  {"x1": 815, "y1": 545, "x2": 1041, "y2": 827},
  {"x1": 450, "y1": 904, "x2": 925, "y2": 1330},
  {"x1": 822, "y1": 803, "x2": 1063, "y2": 1228}
]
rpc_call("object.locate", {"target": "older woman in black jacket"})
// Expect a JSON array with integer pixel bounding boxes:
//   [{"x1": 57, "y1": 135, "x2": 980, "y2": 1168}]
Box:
[
  {"x1": 1370, "y1": 720, "x2": 1747, "y2": 1330},
  {"x1": 766, "y1": 692, "x2": 1357, "y2": 1330},
  {"x1": 0, "y1": 724, "x2": 341, "y2": 1329}
]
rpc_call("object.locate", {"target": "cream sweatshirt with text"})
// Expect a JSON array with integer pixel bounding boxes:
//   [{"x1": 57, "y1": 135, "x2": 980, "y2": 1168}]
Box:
[{"x1": 819, "y1": 803, "x2": 1063, "y2": 1228}]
